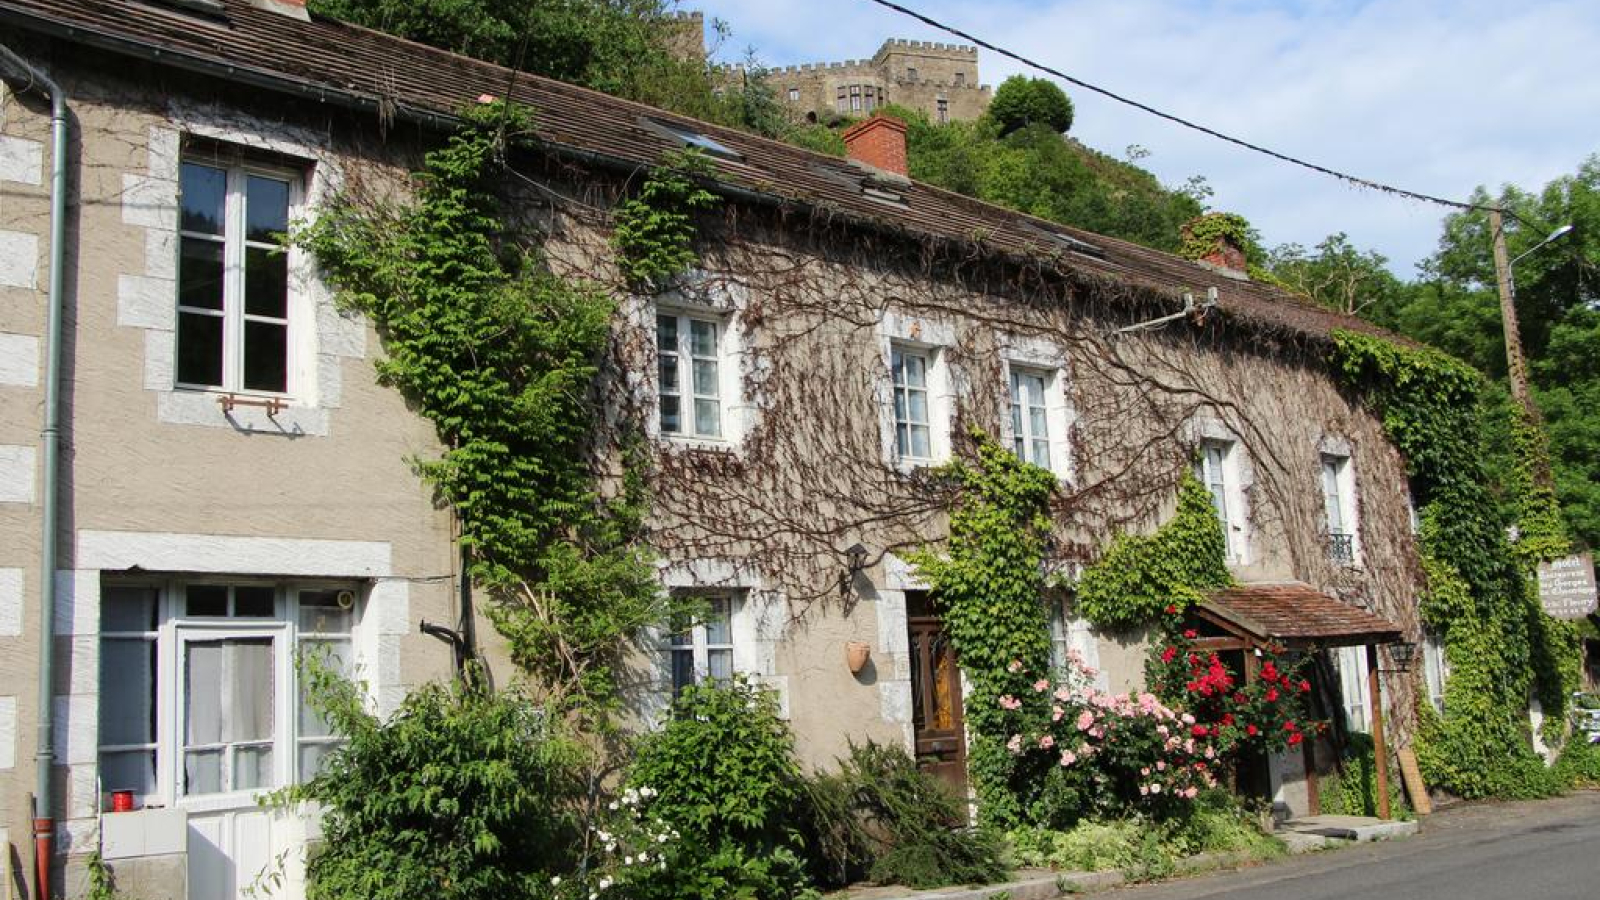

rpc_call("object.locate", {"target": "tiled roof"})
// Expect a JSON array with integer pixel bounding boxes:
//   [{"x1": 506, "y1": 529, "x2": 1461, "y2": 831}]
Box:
[
  {"x1": 0, "y1": 0, "x2": 1404, "y2": 345},
  {"x1": 1202, "y1": 582, "x2": 1403, "y2": 647}
]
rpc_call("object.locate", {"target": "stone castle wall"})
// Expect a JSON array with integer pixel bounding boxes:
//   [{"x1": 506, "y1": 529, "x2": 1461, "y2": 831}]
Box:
[{"x1": 757, "y1": 38, "x2": 992, "y2": 124}]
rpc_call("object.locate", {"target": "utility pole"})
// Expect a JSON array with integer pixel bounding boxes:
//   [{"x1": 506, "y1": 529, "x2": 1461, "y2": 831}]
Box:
[{"x1": 1489, "y1": 206, "x2": 1536, "y2": 415}]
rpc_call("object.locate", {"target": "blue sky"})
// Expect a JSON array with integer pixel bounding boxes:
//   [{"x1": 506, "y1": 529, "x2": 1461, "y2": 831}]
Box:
[{"x1": 687, "y1": 0, "x2": 1599, "y2": 275}]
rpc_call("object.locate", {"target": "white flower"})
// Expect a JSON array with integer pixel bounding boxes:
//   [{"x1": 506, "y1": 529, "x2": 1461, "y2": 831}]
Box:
[
  {"x1": 608, "y1": 801, "x2": 619, "y2": 811},
  {"x1": 657, "y1": 833, "x2": 669, "y2": 844},
  {"x1": 599, "y1": 876, "x2": 613, "y2": 890},
  {"x1": 551, "y1": 876, "x2": 562, "y2": 886}
]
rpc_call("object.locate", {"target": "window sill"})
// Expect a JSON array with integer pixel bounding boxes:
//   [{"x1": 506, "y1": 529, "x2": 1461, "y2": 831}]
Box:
[{"x1": 660, "y1": 435, "x2": 742, "y2": 455}]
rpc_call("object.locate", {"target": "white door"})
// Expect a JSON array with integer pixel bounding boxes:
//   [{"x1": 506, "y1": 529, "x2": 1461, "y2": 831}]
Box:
[{"x1": 174, "y1": 628, "x2": 303, "y2": 899}]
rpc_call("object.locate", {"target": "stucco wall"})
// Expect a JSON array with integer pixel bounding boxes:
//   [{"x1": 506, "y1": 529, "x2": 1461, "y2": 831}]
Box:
[{"x1": 0, "y1": 45, "x2": 464, "y2": 891}]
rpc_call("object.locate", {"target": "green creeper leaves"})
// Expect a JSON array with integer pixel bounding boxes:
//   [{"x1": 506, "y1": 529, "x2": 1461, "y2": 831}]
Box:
[
  {"x1": 1074, "y1": 474, "x2": 1231, "y2": 631},
  {"x1": 611, "y1": 149, "x2": 720, "y2": 287},
  {"x1": 299, "y1": 106, "x2": 661, "y2": 714}
]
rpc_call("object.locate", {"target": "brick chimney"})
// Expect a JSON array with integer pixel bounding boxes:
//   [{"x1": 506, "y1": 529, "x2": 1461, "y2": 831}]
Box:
[
  {"x1": 842, "y1": 114, "x2": 909, "y2": 177},
  {"x1": 250, "y1": 0, "x2": 310, "y2": 21},
  {"x1": 1180, "y1": 215, "x2": 1250, "y2": 279}
]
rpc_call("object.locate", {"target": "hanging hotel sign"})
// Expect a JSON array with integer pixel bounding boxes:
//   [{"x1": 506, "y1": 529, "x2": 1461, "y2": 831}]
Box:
[{"x1": 1537, "y1": 553, "x2": 1598, "y2": 620}]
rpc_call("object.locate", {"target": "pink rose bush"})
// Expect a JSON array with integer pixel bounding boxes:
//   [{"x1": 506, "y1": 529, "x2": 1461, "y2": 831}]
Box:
[{"x1": 1001, "y1": 651, "x2": 1217, "y2": 825}]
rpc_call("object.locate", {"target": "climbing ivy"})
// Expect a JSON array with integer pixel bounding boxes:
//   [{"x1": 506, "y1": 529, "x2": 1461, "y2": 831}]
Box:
[
  {"x1": 610, "y1": 148, "x2": 721, "y2": 287},
  {"x1": 299, "y1": 104, "x2": 665, "y2": 713},
  {"x1": 1330, "y1": 330, "x2": 1578, "y2": 798},
  {"x1": 909, "y1": 430, "x2": 1059, "y2": 826},
  {"x1": 1074, "y1": 473, "x2": 1232, "y2": 631},
  {"x1": 1177, "y1": 211, "x2": 1284, "y2": 285}
]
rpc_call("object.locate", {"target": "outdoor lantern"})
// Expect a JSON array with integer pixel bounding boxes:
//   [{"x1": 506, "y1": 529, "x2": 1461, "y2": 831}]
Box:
[
  {"x1": 1387, "y1": 640, "x2": 1418, "y2": 672},
  {"x1": 840, "y1": 542, "x2": 871, "y2": 597}
]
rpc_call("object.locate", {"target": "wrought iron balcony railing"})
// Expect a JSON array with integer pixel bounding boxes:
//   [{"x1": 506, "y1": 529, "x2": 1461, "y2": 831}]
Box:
[{"x1": 1327, "y1": 532, "x2": 1356, "y2": 565}]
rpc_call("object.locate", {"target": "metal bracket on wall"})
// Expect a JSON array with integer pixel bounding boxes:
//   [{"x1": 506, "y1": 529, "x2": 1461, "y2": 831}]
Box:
[{"x1": 216, "y1": 393, "x2": 286, "y2": 417}]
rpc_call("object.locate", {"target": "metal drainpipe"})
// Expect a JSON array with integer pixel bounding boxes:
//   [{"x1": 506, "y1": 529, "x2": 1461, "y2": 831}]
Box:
[{"x1": 0, "y1": 43, "x2": 67, "y2": 900}]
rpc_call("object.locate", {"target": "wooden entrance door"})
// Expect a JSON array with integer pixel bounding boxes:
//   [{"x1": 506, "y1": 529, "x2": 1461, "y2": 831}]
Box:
[{"x1": 907, "y1": 591, "x2": 967, "y2": 793}]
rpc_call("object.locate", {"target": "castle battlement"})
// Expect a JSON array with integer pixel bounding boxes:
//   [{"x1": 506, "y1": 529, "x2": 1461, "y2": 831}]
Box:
[{"x1": 755, "y1": 34, "x2": 991, "y2": 124}]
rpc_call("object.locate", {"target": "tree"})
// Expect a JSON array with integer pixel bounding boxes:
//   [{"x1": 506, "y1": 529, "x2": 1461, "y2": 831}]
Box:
[
  {"x1": 1267, "y1": 233, "x2": 1408, "y2": 322},
  {"x1": 986, "y1": 75, "x2": 1075, "y2": 135},
  {"x1": 1377, "y1": 156, "x2": 1600, "y2": 550}
]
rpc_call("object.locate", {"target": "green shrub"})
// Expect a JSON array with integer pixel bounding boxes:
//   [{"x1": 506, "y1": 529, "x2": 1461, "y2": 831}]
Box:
[
  {"x1": 806, "y1": 741, "x2": 1005, "y2": 889},
  {"x1": 287, "y1": 669, "x2": 585, "y2": 900},
  {"x1": 1318, "y1": 732, "x2": 1411, "y2": 819},
  {"x1": 623, "y1": 678, "x2": 815, "y2": 899},
  {"x1": 1553, "y1": 736, "x2": 1600, "y2": 787},
  {"x1": 1006, "y1": 791, "x2": 1280, "y2": 882}
]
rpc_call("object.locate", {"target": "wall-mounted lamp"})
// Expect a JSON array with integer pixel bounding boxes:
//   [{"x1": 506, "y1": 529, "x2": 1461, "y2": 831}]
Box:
[
  {"x1": 840, "y1": 542, "x2": 870, "y2": 596},
  {"x1": 1385, "y1": 640, "x2": 1418, "y2": 673}
]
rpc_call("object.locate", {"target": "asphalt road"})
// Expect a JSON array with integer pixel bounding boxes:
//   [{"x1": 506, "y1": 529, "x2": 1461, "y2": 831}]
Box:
[{"x1": 1106, "y1": 792, "x2": 1600, "y2": 900}]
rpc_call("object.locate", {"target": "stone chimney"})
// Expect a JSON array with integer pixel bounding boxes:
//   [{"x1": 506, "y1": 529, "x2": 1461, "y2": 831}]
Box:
[
  {"x1": 842, "y1": 114, "x2": 909, "y2": 177},
  {"x1": 250, "y1": 0, "x2": 310, "y2": 21}
]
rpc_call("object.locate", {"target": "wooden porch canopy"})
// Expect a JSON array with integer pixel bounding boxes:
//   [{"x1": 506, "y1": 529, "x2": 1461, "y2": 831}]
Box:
[{"x1": 1191, "y1": 582, "x2": 1404, "y2": 651}]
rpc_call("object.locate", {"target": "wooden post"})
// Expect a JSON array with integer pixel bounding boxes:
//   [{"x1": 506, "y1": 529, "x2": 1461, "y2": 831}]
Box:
[
  {"x1": 1490, "y1": 207, "x2": 1535, "y2": 414},
  {"x1": 1366, "y1": 643, "x2": 1390, "y2": 820}
]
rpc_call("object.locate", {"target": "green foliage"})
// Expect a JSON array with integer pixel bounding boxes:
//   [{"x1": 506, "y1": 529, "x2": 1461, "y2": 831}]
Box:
[
  {"x1": 286, "y1": 666, "x2": 585, "y2": 900},
  {"x1": 84, "y1": 853, "x2": 119, "y2": 900},
  {"x1": 1178, "y1": 212, "x2": 1280, "y2": 282},
  {"x1": 611, "y1": 149, "x2": 721, "y2": 286},
  {"x1": 625, "y1": 678, "x2": 815, "y2": 900},
  {"x1": 805, "y1": 741, "x2": 1005, "y2": 889},
  {"x1": 1006, "y1": 792, "x2": 1282, "y2": 881},
  {"x1": 1075, "y1": 474, "x2": 1231, "y2": 630},
  {"x1": 987, "y1": 75, "x2": 1075, "y2": 135},
  {"x1": 1552, "y1": 733, "x2": 1600, "y2": 787},
  {"x1": 898, "y1": 107, "x2": 1204, "y2": 253},
  {"x1": 1331, "y1": 330, "x2": 1578, "y2": 799},
  {"x1": 910, "y1": 430, "x2": 1060, "y2": 826},
  {"x1": 1357, "y1": 157, "x2": 1600, "y2": 551},
  {"x1": 299, "y1": 106, "x2": 661, "y2": 710},
  {"x1": 1267, "y1": 232, "x2": 1409, "y2": 321},
  {"x1": 1317, "y1": 732, "x2": 1409, "y2": 819}
]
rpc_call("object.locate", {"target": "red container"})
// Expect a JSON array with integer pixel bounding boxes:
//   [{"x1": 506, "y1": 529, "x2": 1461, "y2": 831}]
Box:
[{"x1": 110, "y1": 790, "x2": 135, "y2": 813}]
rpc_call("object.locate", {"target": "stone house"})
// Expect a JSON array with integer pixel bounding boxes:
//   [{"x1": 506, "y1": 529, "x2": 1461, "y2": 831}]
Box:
[{"x1": 0, "y1": 1, "x2": 1438, "y2": 898}]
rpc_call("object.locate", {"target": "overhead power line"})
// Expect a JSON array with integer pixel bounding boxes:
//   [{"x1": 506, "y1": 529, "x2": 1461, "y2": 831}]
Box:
[{"x1": 864, "y1": 0, "x2": 1496, "y2": 214}]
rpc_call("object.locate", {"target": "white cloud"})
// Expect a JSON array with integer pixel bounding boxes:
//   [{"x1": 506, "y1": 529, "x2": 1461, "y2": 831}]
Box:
[{"x1": 689, "y1": 0, "x2": 1600, "y2": 274}]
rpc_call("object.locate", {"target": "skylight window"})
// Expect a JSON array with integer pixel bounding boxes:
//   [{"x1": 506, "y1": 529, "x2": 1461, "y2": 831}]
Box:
[
  {"x1": 1021, "y1": 222, "x2": 1105, "y2": 259},
  {"x1": 641, "y1": 118, "x2": 742, "y2": 161}
]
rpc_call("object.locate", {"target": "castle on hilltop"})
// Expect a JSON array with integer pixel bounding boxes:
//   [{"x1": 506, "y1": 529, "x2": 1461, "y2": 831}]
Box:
[
  {"x1": 759, "y1": 37, "x2": 993, "y2": 124},
  {"x1": 666, "y1": 12, "x2": 993, "y2": 126}
]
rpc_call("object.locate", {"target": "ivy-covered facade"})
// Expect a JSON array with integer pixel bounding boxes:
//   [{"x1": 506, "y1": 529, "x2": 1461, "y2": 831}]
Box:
[{"x1": 0, "y1": 2, "x2": 1583, "y2": 898}]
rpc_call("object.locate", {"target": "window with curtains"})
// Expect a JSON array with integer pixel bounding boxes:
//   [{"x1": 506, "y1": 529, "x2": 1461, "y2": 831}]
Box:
[
  {"x1": 664, "y1": 594, "x2": 737, "y2": 696},
  {"x1": 1335, "y1": 645, "x2": 1372, "y2": 733},
  {"x1": 176, "y1": 157, "x2": 299, "y2": 395},
  {"x1": 1321, "y1": 453, "x2": 1358, "y2": 564},
  {"x1": 1197, "y1": 439, "x2": 1244, "y2": 562},
  {"x1": 98, "y1": 581, "x2": 354, "y2": 804},
  {"x1": 1008, "y1": 366, "x2": 1052, "y2": 469}
]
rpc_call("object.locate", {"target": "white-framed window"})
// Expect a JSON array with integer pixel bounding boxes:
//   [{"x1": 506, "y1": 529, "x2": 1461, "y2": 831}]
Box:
[
  {"x1": 1009, "y1": 367, "x2": 1052, "y2": 468},
  {"x1": 1321, "y1": 453, "x2": 1359, "y2": 565},
  {"x1": 1197, "y1": 439, "x2": 1248, "y2": 563},
  {"x1": 787, "y1": 87, "x2": 800, "y2": 102},
  {"x1": 176, "y1": 157, "x2": 300, "y2": 395},
  {"x1": 1421, "y1": 630, "x2": 1447, "y2": 713},
  {"x1": 664, "y1": 594, "x2": 737, "y2": 696},
  {"x1": 1335, "y1": 645, "x2": 1372, "y2": 733},
  {"x1": 97, "y1": 580, "x2": 355, "y2": 807},
  {"x1": 891, "y1": 344, "x2": 935, "y2": 462},
  {"x1": 656, "y1": 310, "x2": 725, "y2": 440},
  {"x1": 936, "y1": 98, "x2": 949, "y2": 123}
]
